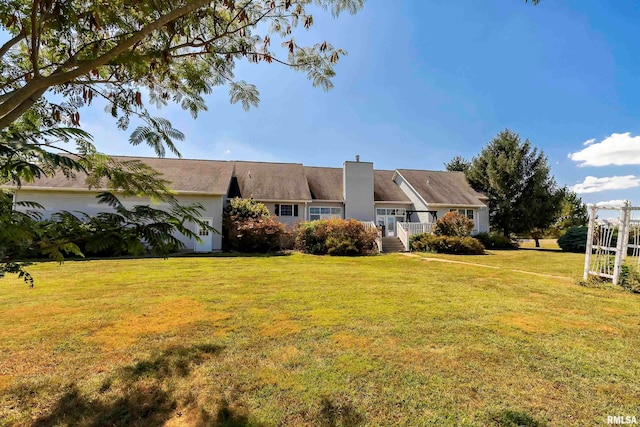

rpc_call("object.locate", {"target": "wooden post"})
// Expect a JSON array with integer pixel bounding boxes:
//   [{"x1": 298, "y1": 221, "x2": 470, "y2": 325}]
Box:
[
  {"x1": 620, "y1": 204, "x2": 631, "y2": 262},
  {"x1": 583, "y1": 205, "x2": 597, "y2": 281},
  {"x1": 613, "y1": 206, "x2": 630, "y2": 285}
]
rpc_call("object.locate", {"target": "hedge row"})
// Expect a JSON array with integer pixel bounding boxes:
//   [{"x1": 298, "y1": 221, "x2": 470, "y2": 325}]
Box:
[{"x1": 410, "y1": 233, "x2": 485, "y2": 255}]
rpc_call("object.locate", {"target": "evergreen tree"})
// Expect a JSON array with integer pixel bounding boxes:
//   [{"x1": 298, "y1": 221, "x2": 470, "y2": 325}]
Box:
[
  {"x1": 466, "y1": 129, "x2": 563, "y2": 241},
  {"x1": 444, "y1": 156, "x2": 471, "y2": 172}
]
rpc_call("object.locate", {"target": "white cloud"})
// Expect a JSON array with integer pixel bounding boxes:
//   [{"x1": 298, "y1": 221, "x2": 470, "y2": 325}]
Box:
[
  {"x1": 569, "y1": 132, "x2": 640, "y2": 166},
  {"x1": 583, "y1": 138, "x2": 596, "y2": 146},
  {"x1": 595, "y1": 199, "x2": 628, "y2": 208},
  {"x1": 570, "y1": 175, "x2": 640, "y2": 194}
]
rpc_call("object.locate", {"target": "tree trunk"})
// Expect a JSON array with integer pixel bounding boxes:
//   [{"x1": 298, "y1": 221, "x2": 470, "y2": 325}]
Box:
[{"x1": 534, "y1": 237, "x2": 540, "y2": 248}]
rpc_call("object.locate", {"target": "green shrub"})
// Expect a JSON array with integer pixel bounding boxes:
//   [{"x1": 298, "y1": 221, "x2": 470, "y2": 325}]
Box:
[
  {"x1": 326, "y1": 236, "x2": 359, "y2": 256},
  {"x1": 295, "y1": 219, "x2": 377, "y2": 256},
  {"x1": 410, "y1": 233, "x2": 484, "y2": 255},
  {"x1": 433, "y1": 211, "x2": 475, "y2": 237},
  {"x1": 224, "y1": 197, "x2": 270, "y2": 222},
  {"x1": 295, "y1": 221, "x2": 329, "y2": 255},
  {"x1": 474, "y1": 232, "x2": 519, "y2": 250},
  {"x1": 557, "y1": 226, "x2": 588, "y2": 253},
  {"x1": 619, "y1": 263, "x2": 640, "y2": 293}
]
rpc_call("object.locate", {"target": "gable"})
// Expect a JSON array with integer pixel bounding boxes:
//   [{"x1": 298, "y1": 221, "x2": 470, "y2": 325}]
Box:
[
  {"x1": 374, "y1": 170, "x2": 411, "y2": 202},
  {"x1": 233, "y1": 161, "x2": 312, "y2": 201},
  {"x1": 396, "y1": 169, "x2": 486, "y2": 206},
  {"x1": 304, "y1": 166, "x2": 343, "y2": 200}
]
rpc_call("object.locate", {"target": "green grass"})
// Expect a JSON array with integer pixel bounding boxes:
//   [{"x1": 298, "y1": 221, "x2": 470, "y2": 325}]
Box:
[
  {"x1": 1, "y1": 251, "x2": 639, "y2": 426},
  {"x1": 416, "y1": 247, "x2": 584, "y2": 278},
  {"x1": 519, "y1": 239, "x2": 561, "y2": 250}
]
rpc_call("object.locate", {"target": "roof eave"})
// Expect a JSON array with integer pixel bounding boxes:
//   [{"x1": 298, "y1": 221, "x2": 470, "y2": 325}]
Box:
[
  {"x1": 251, "y1": 198, "x2": 313, "y2": 203},
  {"x1": 426, "y1": 202, "x2": 487, "y2": 208},
  {"x1": 10, "y1": 186, "x2": 226, "y2": 196},
  {"x1": 374, "y1": 200, "x2": 413, "y2": 204}
]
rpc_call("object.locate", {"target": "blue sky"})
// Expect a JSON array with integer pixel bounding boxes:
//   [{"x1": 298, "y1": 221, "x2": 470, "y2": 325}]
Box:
[{"x1": 76, "y1": 1, "x2": 640, "y2": 206}]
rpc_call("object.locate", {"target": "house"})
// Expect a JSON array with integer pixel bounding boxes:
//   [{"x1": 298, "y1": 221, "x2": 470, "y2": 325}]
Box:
[{"x1": 7, "y1": 156, "x2": 489, "y2": 252}]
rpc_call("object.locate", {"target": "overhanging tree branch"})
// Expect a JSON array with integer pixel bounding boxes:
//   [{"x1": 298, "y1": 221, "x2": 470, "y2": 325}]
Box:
[
  {"x1": 0, "y1": 32, "x2": 25, "y2": 59},
  {"x1": 0, "y1": 0, "x2": 212, "y2": 125}
]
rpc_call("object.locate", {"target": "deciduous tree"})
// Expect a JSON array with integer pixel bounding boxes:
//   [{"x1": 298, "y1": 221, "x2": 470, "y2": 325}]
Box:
[
  {"x1": 0, "y1": 0, "x2": 363, "y2": 137},
  {"x1": 0, "y1": 0, "x2": 364, "y2": 282}
]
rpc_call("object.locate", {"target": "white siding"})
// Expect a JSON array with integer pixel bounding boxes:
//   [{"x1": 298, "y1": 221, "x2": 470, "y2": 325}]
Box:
[
  {"x1": 433, "y1": 207, "x2": 490, "y2": 234},
  {"x1": 262, "y1": 202, "x2": 304, "y2": 226},
  {"x1": 393, "y1": 174, "x2": 431, "y2": 223},
  {"x1": 343, "y1": 161, "x2": 375, "y2": 221},
  {"x1": 14, "y1": 190, "x2": 224, "y2": 251},
  {"x1": 476, "y1": 206, "x2": 490, "y2": 233}
]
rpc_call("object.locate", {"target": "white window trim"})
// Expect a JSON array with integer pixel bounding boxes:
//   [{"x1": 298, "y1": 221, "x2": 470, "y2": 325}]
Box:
[{"x1": 309, "y1": 206, "x2": 342, "y2": 221}]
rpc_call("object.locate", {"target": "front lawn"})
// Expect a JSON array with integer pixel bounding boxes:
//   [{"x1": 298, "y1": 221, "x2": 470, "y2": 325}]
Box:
[
  {"x1": 1, "y1": 252, "x2": 638, "y2": 426},
  {"x1": 414, "y1": 247, "x2": 585, "y2": 278}
]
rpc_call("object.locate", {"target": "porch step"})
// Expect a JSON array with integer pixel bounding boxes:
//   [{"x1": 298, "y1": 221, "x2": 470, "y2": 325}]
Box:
[{"x1": 381, "y1": 237, "x2": 407, "y2": 253}]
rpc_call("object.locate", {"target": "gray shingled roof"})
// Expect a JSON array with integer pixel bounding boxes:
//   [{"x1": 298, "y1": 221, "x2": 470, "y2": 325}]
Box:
[
  {"x1": 6, "y1": 155, "x2": 487, "y2": 206},
  {"x1": 303, "y1": 167, "x2": 413, "y2": 202},
  {"x1": 374, "y1": 170, "x2": 411, "y2": 202},
  {"x1": 304, "y1": 166, "x2": 343, "y2": 200},
  {"x1": 396, "y1": 169, "x2": 487, "y2": 206},
  {"x1": 233, "y1": 161, "x2": 312, "y2": 201},
  {"x1": 13, "y1": 156, "x2": 234, "y2": 195}
]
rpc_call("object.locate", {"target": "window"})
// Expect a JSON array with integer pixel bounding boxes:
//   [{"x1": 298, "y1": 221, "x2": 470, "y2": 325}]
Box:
[
  {"x1": 309, "y1": 206, "x2": 342, "y2": 220},
  {"x1": 275, "y1": 204, "x2": 298, "y2": 217},
  {"x1": 279, "y1": 204, "x2": 293, "y2": 216},
  {"x1": 376, "y1": 208, "x2": 406, "y2": 216},
  {"x1": 450, "y1": 209, "x2": 475, "y2": 221}
]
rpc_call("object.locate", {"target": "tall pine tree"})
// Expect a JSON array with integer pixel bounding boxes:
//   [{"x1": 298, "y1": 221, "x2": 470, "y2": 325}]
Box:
[{"x1": 466, "y1": 129, "x2": 563, "y2": 241}]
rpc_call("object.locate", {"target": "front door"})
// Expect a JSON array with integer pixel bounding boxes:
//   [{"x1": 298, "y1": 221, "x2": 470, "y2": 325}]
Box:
[
  {"x1": 194, "y1": 218, "x2": 213, "y2": 252},
  {"x1": 376, "y1": 208, "x2": 407, "y2": 237},
  {"x1": 386, "y1": 216, "x2": 396, "y2": 237}
]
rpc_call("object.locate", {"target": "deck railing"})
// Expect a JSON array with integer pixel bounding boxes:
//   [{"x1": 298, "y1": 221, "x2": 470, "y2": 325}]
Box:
[
  {"x1": 397, "y1": 221, "x2": 409, "y2": 251},
  {"x1": 397, "y1": 222, "x2": 434, "y2": 251}
]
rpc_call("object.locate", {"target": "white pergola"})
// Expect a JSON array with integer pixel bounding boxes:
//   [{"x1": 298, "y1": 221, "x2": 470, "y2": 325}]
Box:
[{"x1": 584, "y1": 202, "x2": 640, "y2": 285}]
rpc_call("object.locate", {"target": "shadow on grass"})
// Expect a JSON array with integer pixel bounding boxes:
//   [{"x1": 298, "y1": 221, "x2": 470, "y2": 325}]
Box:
[
  {"x1": 16, "y1": 250, "x2": 293, "y2": 265},
  {"x1": 32, "y1": 384, "x2": 175, "y2": 427},
  {"x1": 32, "y1": 343, "x2": 224, "y2": 427},
  {"x1": 215, "y1": 398, "x2": 263, "y2": 427},
  {"x1": 491, "y1": 409, "x2": 548, "y2": 427},
  {"x1": 318, "y1": 396, "x2": 365, "y2": 427},
  {"x1": 518, "y1": 247, "x2": 562, "y2": 253}
]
